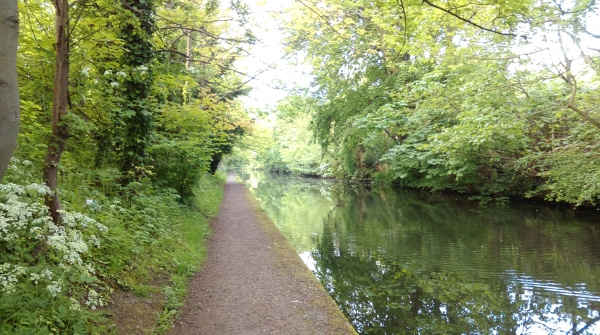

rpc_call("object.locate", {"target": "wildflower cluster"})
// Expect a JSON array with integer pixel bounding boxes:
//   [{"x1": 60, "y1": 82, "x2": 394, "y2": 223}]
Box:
[{"x1": 0, "y1": 181, "x2": 107, "y2": 303}]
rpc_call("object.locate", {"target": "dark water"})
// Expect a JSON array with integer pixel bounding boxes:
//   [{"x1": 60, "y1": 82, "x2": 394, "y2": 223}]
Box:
[{"x1": 238, "y1": 170, "x2": 600, "y2": 335}]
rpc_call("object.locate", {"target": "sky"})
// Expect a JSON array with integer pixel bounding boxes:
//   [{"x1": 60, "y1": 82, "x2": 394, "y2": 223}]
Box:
[{"x1": 230, "y1": 0, "x2": 311, "y2": 112}]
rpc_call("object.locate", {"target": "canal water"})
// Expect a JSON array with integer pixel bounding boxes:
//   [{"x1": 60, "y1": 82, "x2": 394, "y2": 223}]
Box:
[{"x1": 238, "y1": 170, "x2": 600, "y2": 335}]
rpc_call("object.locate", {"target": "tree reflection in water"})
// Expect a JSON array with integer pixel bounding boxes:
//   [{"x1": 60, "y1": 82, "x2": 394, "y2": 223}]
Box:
[
  {"x1": 240, "y1": 170, "x2": 600, "y2": 335},
  {"x1": 314, "y1": 227, "x2": 599, "y2": 334}
]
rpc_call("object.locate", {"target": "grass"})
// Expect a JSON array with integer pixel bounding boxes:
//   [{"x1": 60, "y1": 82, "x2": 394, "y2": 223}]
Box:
[
  {"x1": 1, "y1": 164, "x2": 225, "y2": 334},
  {"x1": 108, "y1": 174, "x2": 226, "y2": 335},
  {"x1": 150, "y1": 172, "x2": 225, "y2": 334}
]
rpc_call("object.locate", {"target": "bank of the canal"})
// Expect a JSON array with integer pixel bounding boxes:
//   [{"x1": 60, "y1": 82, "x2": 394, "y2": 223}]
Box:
[{"x1": 169, "y1": 173, "x2": 357, "y2": 335}]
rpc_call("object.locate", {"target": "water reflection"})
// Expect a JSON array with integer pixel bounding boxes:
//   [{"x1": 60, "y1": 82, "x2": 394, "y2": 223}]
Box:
[{"x1": 239, "y1": 170, "x2": 600, "y2": 335}]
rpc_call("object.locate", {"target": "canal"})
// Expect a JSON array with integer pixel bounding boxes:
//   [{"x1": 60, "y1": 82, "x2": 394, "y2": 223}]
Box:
[{"x1": 238, "y1": 170, "x2": 600, "y2": 335}]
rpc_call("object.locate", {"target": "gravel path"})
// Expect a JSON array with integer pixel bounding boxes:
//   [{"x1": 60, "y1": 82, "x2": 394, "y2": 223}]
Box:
[{"x1": 169, "y1": 173, "x2": 357, "y2": 335}]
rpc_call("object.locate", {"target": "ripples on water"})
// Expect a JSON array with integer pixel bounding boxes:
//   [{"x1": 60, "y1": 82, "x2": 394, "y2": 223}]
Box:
[{"x1": 240, "y1": 171, "x2": 600, "y2": 335}]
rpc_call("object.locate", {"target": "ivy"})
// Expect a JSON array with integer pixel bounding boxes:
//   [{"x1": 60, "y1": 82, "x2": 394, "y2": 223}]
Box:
[{"x1": 118, "y1": 0, "x2": 156, "y2": 180}]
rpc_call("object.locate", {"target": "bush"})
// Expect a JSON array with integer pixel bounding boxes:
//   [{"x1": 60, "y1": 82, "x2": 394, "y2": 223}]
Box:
[
  {"x1": 530, "y1": 145, "x2": 600, "y2": 206},
  {"x1": 149, "y1": 138, "x2": 210, "y2": 202}
]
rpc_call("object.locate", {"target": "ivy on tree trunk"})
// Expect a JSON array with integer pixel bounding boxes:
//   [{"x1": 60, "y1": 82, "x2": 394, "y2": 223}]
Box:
[{"x1": 120, "y1": 0, "x2": 155, "y2": 181}]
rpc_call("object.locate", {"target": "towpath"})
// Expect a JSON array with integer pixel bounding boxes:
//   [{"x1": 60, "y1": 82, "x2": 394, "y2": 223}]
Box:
[{"x1": 169, "y1": 173, "x2": 357, "y2": 335}]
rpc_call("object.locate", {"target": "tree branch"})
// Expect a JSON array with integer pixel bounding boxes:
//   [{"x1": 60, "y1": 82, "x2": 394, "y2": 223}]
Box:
[
  {"x1": 565, "y1": 71, "x2": 600, "y2": 130},
  {"x1": 155, "y1": 48, "x2": 189, "y2": 59},
  {"x1": 421, "y1": 0, "x2": 521, "y2": 37},
  {"x1": 295, "y1": 0, "x2": 345, "y2": 40},
  {"x1": 585, "y1": 28, "x2": 600, "y2": 39},
  {"x1": 467, "y1": 48, "x2": 549, "y2": 61},
  {"x1": 159, "y1": 25, "x2": 253, "y2": 44}
]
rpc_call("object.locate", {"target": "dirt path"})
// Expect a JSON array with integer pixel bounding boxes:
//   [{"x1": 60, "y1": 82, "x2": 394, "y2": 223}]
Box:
[{"x1": 169, "y1": 173, "x2": 357, "y2": 335}]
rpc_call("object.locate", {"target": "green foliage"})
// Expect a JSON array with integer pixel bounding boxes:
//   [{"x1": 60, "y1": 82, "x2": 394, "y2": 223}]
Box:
[
  {"x1": 151, "y1": 96, "x2": 250, "y2": 201},
  {"x1": 1, "y1": 160, "x2": 224, "y2": 334},
  {"x1": 528, "y1": 143, "x2": 600, "y2": 206},
  {"x1": 0, "y1": 161, "x2": 110, "y2": 334},
  {"x1": 150, "y1": 101, "x2": 212, "y2": 200},
  {"x1": 150, "y1": 138, "x2": 209, "y2": 200},
  {"x1": 278, "y1": 0, "x2": 600, "y2": 207},
  {"x1": 117, "y1": 0, "x2": 156, "y2": 178},
  {"x1": 10, "y1": 0, "x2": 251, "y2": 331},
  {"x1": 274, "y1": 113, "x2": 324, "y2": 175},
  {"x1": 231, "y1": 97, "x2": 329, "y2": 176}
]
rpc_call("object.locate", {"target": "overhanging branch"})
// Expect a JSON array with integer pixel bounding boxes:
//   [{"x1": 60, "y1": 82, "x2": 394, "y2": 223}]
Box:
[
  {"x1": 566, "y1": 71, "x2": 600, "y2": 130},
  {"x1": 421, "y1": 0, "x2": 522, "y2": 38}
]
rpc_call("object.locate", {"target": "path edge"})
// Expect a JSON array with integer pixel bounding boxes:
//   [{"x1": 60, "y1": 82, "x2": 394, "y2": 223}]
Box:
[{"x1": 240, "y1": 180, "x2": 359, "y2": 335}]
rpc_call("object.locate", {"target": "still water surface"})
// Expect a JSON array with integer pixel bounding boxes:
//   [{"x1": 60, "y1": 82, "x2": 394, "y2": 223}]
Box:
[{"x1": 238, "y1": 170, "x2": 600, "y2": 335}]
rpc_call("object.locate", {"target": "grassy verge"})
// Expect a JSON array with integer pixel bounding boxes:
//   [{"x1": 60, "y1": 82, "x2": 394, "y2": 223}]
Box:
[
  {"x1": 0, "y1": 160, "x2": 225, "y2": 334},
  {"x1": 151, "y1": 172, "x2": 225, "y2": 334}
]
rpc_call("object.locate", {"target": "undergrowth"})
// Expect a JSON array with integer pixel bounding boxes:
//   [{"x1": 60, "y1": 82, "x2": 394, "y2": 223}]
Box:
[
  {"x1": 0, "y1": 159, "x2": 225, "y2": 334},
  {"x1": 153, "y1": 173, "x2": 225, "y2": 334}
]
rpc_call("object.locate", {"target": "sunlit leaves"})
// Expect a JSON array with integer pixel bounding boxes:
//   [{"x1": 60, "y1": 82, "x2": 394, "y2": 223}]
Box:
[{"x1": 279, "y1": 0, "x2": 600, "y2": 205}]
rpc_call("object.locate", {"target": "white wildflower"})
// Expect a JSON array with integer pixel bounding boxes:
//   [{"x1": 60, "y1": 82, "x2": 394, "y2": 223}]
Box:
[
  {"x1": 24, "y1": 183, "x2": 52, "y2": 196},
  {"x1": 137, "y1": 65, "x2": 148, "y2": 74},
  {"x1": 85, "y1": 199, "x2": 102, "y2": 212},
  {"x1": 81, "y1": 67, "x2": 90, "y2": 76},
  {"x1": 98, "y1": 224, "x2": 108, "y2": 233},
  {"x1": 85, "y1": 263, "x2": 96, "y2": 274},
  {"x1": 29, "y1": 272, "x2": 41, "y2": 285},
  {"x1": 0, "y1": 217, "x2": 9, "y2": 237},
  {"x1": 116, "y1": 71, "x2": 127, "y2": 77},
  {"x1": 29, "y1": 226, "x2": 42, "y2": 235},
  {"x1": 69, "y1": 298, "x2": 81, "y2": 311},
  {"x1": 110, "y1": 81, "x2": 119, "y2": 88},
  {"x1": 88, "y1": 235, "x2": 101, "y2": 247},
  {"x1": 47, "y1": 231, "x2": 69, "y2": 255},
  {"x1": 0, "y1": 263, "x2": 25, "y2": 293},
  {"x1": 0, "y1": 180, "x2": 106, "y2": 298},
  {"x1": 46, "y1": 280, "x2": 63, "y2": 297},
  {"x1": 103, "y1": 70, "x2": 112, "y2": 76},
  {"x1": 86, "y1": 289, "x2": 104, "y2": 310},
  {"x1": 41, "y1": 269, "x2": 53, "y2": 280}
]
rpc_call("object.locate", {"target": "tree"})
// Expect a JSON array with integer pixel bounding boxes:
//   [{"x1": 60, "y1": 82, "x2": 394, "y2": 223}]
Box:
[
  {"x1": 279, "y1": 0, "x2": 600, "y2": 205},
  {"x1": 1, "y1": 0, "x2": 258, "y2": 330},
  {"x1": 42, "y1": 0, "x2": 70, "y2": 223},
  {"x1": 0, "y1": 1, "x2": 20, "y2": 182},
  {"x1": 119, "y1": 0, "x2": 156, "y2": 180}
]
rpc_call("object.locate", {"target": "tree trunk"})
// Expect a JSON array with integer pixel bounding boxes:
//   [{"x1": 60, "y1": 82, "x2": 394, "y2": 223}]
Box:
[
  {"x1": 43, "y1": 0, "x2": 69, "y2": 223},
  {"x1": 186, "y1": 29, "x2": 192, "y2": 69},
  {"x1": 0, "y1": 1, "x2": 20, "y2": 182},
  {"x1": 120, "y1": 0, "x2": 154, "y2": 181}
]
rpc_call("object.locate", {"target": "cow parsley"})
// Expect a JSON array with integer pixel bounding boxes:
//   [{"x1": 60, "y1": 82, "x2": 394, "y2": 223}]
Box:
[{"x1": 0, "y1": 179, "x2": 108, "y2": 301}]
